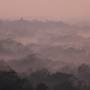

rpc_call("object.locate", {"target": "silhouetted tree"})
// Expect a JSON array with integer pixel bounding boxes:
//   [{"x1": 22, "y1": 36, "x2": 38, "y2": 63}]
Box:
[
  {"x1": 36, "y1": 83, "x2": 48, "y2": 90},
  {"x1": 54, "y1": 81, "x2": 76, "y2": 90},
  {"x1": 0, "y1": 71, "x2": 23, "y2": 90},
  {"x1": 21, "y1": 78, "x2": 33, "y2": 90}
]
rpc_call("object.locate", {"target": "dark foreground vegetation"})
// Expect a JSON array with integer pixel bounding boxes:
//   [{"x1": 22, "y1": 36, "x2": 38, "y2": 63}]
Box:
[{"x1": 0, "y1": 67, "x2": 90, "y2": 90}]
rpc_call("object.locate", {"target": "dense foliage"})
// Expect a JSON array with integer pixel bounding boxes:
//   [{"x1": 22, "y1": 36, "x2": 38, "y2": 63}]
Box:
[{"x1": 0, "y1": 66, "x2": 90, "y2": 90}]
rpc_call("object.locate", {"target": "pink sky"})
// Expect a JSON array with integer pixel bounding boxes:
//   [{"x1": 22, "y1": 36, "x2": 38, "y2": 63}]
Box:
[{"x1": 0, "y1": 0, "x2": 90, "y2": 21}]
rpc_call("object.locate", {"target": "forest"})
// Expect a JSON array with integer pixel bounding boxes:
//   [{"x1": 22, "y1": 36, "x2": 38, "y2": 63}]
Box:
[{"x1": 0, "y1": 63, "x2": 90, "y2": 90}]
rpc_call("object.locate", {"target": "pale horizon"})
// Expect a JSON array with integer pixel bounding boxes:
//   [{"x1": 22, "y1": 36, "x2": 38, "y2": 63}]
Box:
[{"x1": 0, "y1": 0, "x2": 90, "y2": 22}]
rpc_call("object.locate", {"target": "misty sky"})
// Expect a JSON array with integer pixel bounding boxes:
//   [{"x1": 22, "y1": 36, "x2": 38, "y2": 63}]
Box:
[{"x1": 0, "y1": 0, "x2": 90, "y2": 21}]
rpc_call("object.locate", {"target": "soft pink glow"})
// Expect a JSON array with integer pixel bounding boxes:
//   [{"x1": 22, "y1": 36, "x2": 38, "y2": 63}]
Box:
[{"x1": 0, "y1": 0, "x2": 90, "y2": 21}]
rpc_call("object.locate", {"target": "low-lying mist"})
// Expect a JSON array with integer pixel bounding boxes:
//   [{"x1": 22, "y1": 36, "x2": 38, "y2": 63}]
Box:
[{"x1": 0, "y1": 19, "x2": 90, "y2": 74}]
